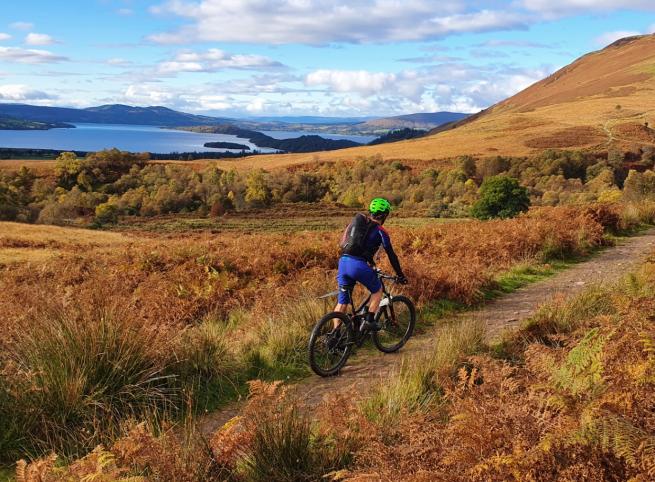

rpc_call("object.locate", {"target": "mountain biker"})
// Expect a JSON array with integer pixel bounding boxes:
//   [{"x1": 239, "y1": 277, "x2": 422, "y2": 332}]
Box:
[{"x1": 334, "y1": 197, "x2": 407, "y2": 332}]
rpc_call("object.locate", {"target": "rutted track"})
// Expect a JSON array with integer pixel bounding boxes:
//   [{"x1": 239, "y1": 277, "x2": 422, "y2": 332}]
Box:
[{"x1": 200, "y1": 229, "x2": 655, "y2": 435}]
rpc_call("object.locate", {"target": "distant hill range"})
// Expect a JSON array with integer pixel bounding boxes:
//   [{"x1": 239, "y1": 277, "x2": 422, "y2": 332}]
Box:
[
  {"x1": 0, "y1": 103, "x2": 468, "y2": 135},
  {"x1": 0, "y1": 103, "x2": 230, "y2": 127},
  {"x1": 360, "y1": 112, "x2": 469, "y2": 130}
]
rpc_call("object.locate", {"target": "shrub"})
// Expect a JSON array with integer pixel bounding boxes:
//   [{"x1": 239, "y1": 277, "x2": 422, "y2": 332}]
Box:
[
  {"x1": 470, "y1": 175, "x2": 530, "y2": 220},
  {"x1": 94, "y1": 202, "x2": 119, "y2": 225}
]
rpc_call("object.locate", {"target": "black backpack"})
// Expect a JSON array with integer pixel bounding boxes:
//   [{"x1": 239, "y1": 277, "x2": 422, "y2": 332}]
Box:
[{"x1": 340, "y1": 213, "x2": 374, "y2": 257}]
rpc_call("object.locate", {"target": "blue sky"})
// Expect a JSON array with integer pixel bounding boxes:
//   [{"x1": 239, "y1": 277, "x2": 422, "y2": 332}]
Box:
[{"x1": 0, "y1": 0, "x2": 654, "y2": 118}]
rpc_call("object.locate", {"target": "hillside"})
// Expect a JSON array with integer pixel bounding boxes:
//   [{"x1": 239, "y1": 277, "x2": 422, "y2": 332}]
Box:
[{"x1": 232, "y1": 34, "x2": 655, "y2": 169}]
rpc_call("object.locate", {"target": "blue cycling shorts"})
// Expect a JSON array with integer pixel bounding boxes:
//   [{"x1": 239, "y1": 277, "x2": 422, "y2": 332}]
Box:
[{"x1": 336, "y1": 255, "x2": 382, "y2": 304}]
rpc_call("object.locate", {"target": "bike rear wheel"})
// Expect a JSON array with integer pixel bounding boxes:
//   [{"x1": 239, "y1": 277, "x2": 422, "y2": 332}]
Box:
[
  {"x1": 372, "y1": 295, "x2": 416, "y2": 353},
  {"x1": 308, "y1": 312, "x2": 354, "y2": 377}
]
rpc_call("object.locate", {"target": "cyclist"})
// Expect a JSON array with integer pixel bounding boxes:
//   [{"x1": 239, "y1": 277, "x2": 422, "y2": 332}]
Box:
[{"x1": 334, "y1": 197, "x2": 407, "y2": 332}]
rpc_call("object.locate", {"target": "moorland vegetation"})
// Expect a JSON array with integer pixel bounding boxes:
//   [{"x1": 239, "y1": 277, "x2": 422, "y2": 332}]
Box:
[
  {"x1": 5, "y1": 202, "x2": 655, "y2": 480},
  {"x1": 3, "y1": 197, "x2": 653, "y2": 468}
]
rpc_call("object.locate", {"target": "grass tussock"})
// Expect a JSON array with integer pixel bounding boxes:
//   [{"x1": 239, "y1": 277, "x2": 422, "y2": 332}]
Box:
[{"x1": 3, "y1": 303, "x2": 179, "y2": 459}]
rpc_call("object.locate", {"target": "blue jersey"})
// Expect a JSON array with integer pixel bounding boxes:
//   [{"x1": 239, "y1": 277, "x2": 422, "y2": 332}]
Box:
[
  {"x1": 339, "y1": 217, "x2": 403, "y2": 275},
  {"x1": 337, "y1": 218, "x2": 404, "y2": 303}
]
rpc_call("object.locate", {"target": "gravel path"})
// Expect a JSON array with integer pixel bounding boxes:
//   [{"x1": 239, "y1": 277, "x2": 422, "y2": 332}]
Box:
[{"x1": 200, "y1": 229, "x2": 655, "y2": 435}]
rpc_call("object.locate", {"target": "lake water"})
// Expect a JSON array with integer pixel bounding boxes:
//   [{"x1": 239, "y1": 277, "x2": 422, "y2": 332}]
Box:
[{"x1": 0, "y1": 123, "x2": 375, "y2": 154}]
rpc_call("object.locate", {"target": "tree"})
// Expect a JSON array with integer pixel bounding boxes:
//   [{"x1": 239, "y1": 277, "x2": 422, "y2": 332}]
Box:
[
  {"x1": 55, "y1": 152, "x2": 86, "y2": 189},
  {"x1": 244, "y1": 169, "x2": 270, "y2": 206},
  {"x1": 470, "y1": 175, "x2": 530, "y2": 220},
  {"x1": 458, "y1": 155, "x2": 477, "y2": 179}
]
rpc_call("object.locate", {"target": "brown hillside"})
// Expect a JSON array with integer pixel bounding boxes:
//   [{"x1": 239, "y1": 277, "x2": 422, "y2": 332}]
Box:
[{"x1": 222, "y1": 34, "x2": 655, "y2": 170}]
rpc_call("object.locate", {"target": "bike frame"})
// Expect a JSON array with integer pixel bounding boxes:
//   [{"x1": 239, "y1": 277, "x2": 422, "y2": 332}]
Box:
[{"x1": 344, "y1": 271, "x2": 396, "y2": 329}]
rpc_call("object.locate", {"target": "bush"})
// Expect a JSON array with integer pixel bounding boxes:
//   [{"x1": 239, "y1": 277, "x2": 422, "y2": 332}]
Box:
[
  {"x1": 94, "y1": 202, "x2": 119, "y2": 225},
  {"x1": 470, "y1": 175, "x2": 530, "y2": 220}
]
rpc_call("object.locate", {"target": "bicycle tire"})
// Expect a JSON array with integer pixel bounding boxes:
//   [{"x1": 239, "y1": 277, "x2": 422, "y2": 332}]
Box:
[
  {"x1": 372, "y1": 295, "x2": 416, "y2": 353},
  {"x1": 308, "y1": 312, "x2": 354, "y2": 377}
]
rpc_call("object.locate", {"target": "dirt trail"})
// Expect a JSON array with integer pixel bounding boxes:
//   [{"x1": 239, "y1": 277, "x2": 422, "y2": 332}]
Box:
[{"x1": 200, "y1": 229, "x2": 655, "y2": 435}]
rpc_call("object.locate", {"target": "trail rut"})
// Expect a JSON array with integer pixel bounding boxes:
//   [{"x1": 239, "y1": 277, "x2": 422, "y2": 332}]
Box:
[{"x1": 200, "y1": 229, "x2": 655, "y2": 435}]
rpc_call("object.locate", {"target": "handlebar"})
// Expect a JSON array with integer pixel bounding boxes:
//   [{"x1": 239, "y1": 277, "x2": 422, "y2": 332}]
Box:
[{"x1": 374, "y1": 268, "x2": 399, "y2": 282}]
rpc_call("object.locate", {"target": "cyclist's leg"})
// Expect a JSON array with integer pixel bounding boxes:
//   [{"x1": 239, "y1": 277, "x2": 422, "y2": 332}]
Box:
[
  {"x1": 334, "y1": 257, "x2": 355, "y2": 328},
  {"x1": 352, "y1": 260, "x2": 383, "y2": 330}
]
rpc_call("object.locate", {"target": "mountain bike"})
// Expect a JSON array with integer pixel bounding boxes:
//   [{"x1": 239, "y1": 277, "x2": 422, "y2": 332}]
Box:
[{"x1": 308, "y1": 269, "x2": 416, "y2": 377}]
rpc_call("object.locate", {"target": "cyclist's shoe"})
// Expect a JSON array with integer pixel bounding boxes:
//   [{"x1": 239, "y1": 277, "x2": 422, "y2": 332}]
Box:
[{"x1": 361, "y1": 312, "x2": 381, "y2": 332}]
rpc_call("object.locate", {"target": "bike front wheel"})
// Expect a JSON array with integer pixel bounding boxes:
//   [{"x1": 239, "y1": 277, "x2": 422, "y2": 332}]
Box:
[
  {"x1": 308, "y1": 312, "x2": 354, "y2": 377},
  {"x1": 372, "y1": 295, "x2": 416, "y2": 353}
]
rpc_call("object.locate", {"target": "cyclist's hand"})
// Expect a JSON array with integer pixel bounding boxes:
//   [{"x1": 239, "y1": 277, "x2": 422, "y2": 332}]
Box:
[{"x1": 396, "y1": 275, "x2": 408, "y2": 285}]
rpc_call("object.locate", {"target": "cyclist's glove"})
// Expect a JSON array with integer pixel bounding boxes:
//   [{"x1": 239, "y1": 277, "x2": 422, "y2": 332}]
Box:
[{"x1": 396, "y1": 274, "x2": 408, "y2": 285}]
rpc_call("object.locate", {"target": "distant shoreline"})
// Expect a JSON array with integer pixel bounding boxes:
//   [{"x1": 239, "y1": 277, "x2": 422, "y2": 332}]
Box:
[{"x1": 0, "y1": 147, "x2": 255, "y2": 160}]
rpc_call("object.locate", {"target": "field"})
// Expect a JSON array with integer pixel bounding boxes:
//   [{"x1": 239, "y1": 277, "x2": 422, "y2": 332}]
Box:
[
  {"x1": 3, "y1": 201, "x2": 655, "y2": 480},
  {"x1": 0, "y1": 205, "x2": 639, "y2": 451}
]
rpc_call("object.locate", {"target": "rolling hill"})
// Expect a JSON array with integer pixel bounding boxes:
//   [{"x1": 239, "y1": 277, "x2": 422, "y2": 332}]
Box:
[
  {"x1": 232, "y1": 34, "x2": 655, "y2": 169},
  {"x1": 360, "y1": 111, "x2": 469, "y2": 130}
]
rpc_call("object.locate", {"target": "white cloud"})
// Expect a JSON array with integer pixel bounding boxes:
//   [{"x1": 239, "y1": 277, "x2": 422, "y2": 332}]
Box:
[
  {"x1": 0, "y1": 46, "x2": 68, "y2": 63},
  {"x1": 595, "y1": 30, "x2": 643, "y2": 46},
  {"x1": 306, "y1": 70, "x2": 397, "y2": 96},
  {"x1": 0, "y1": 33, "x2": 11, "y2": 41},
  {"x1": 157, "y1": 48, "x2": 285, "y2": 74},
  {"x1": 149, "y1": 0, "x2": 528, "y2": 45},
  {"x1": 106, "y1": 57, "x2": 132, "y2": 66},
  {"x1": 117, "y1": 8, "x2": 134, "y2": 15},
  {"x1": 521, "y1": 0, "x2": 655, "y2": 16},
  {"x1": 0, "y1": 84, "x2": 56, "y2": 101},
  {"x1": 10, "y1": 21, "x2": 34, "y2": 31},
  {"x1": 25, "y1": 33, "x2": 57, "y2": 46},
  {"x1": 648, "y1": 24, "x2": 655, "y2": 34}
]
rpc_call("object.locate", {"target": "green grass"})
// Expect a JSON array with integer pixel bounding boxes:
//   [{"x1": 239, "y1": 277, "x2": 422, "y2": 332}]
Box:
[{"x1": 485, "y1": 259, "x2": 574, "y2": 300}]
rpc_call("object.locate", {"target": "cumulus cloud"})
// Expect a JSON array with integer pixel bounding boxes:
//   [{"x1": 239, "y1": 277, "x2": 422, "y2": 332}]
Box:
[
  {"x1": 149, "y1": 0, "x2": 529, "y2": 44},
  {"x1": 302, "y1": 62, "x2": 554, "y2": 115},
  {"x1": 0, "y1": 84, "x2": 56, "y2": 101},
  {"x1": 157, "y1": 49, "x2": 286, "y2": 74},
  {"x1": 0, "y1": 46, "x2": 68, "y2": 63},
  {"x1": 595, "y1": 30, "x2": 642, "y2": 46},
  {"x1": 10, "y1": 21, "x2": 34, "y2": 31},
  {"x1": 306, "y1": 70, "x2": 397, "y2": 96},
  {"x1": 25, "y1": 33, "x2": 58, "y2": 46},
  {"x1": 0, "y1": 33, "x2": 12, "y2": 41}
]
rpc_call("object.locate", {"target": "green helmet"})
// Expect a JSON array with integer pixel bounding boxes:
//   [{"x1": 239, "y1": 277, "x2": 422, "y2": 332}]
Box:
[{"x1": 369, "y1": 197, "x2": 392, "y2": 215}]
